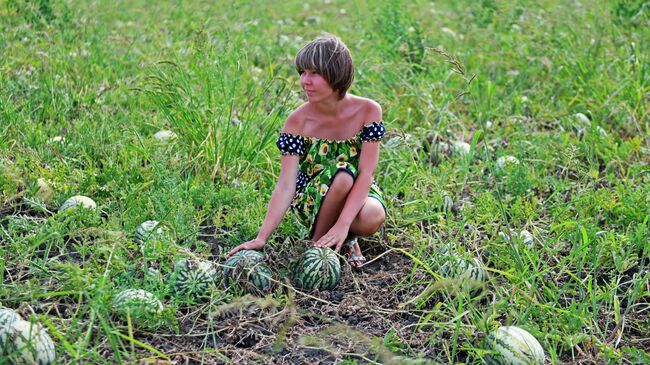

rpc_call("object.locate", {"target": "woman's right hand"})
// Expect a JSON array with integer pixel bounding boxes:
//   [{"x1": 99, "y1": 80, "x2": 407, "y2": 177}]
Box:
[{"x1": 226, "y1": 238, "x2": 266, "y2": 258}]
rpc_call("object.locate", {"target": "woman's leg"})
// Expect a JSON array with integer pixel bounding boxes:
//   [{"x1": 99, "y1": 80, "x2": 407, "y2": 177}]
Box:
[
  {"x1": 311, "y1": 172, "x2": 354, "y2": 242},
  {"x1": 346, "y1": 198, "x2": 386, "y2": 264},
  {"x1": 311, "y1": 172, "x2": 386, "y2": 267},
  {"x1": 349, "y1": 197, "x2": 386, "y2": 237}
]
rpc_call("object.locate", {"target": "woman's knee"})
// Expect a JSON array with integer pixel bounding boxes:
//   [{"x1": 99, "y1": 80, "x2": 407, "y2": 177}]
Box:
[
  {"x1": 329, "y1": 172, "x2": 354, "y2": 195},
  {"x1": 354, "y1": 200, "x2": 385, "y2": 235}
]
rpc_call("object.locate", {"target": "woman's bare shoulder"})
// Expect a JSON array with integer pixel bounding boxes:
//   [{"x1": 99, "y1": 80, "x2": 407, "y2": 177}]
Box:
[
  {"x1": 348, "y1": 95, "x2": 382, "y2": 124},
  {"x1": 282, "y1": 103, "x2": 310, "y2": 135}
]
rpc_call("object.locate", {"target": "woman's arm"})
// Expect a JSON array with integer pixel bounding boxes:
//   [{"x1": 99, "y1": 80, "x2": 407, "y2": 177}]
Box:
[
  {"x1": 256, "y1": 155, "x2": 299, "y2": 241},
  {"x1": 226, "y1": 154, "x2": 299, "y2": 257},
  {"x1": 334, "y1": 142, "x2": 379, "y2": 228}
]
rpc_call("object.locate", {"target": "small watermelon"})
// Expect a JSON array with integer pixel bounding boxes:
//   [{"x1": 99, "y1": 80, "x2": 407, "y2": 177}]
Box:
[
  {"x1": 223, "y1": 250, "x2": 273, "y2": 292},
  {"x1": 485, "y1": 326, "x2": 545, "y2": 365},
  {"x1": 440, "y1": 256, "x2": 487, "y2": 284},
  {"x1": 145, "y1": 267, "x2": 164, "y2": 285},
  {"x1": 519, "y1": 230, "x2": 534, "y2": 248},
  {"x1": 112, "y1": 289, "x2": 163, "y2": 325},
  {"x1": 153, "y1": 130, "x2": 177, "y2": 142},
  {"x1": 0, "y1": 308, "x2": 56, "y2": 365},
  {"x1": 452, "y1": 141, "x2": 471, "y2": 156},
  {"x1": 292, "y1": 247, "x2": 341, "y2": 291},
  {"x1": 59, "y1": 195, "x2": 96, "y2": 212},
  {"x1": 170, "y1": 258, "x2": 220, "y2": 300},
  {"x1": 496, "y1": 155, "x2": 520, "y2": 169},
  {"x1": 134, "y1": 220, "x2": 167, "y2": 242}
]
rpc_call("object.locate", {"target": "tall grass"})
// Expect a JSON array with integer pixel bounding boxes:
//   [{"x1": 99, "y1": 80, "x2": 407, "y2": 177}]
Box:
[{"x1": 140, "y1": 29, "x2": 291, "y2": 182}]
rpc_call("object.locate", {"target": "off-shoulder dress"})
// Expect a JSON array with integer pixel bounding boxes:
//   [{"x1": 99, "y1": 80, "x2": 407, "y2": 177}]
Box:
[{"x1": 275, "y1": 121, "x2": 387, "y2": 237}]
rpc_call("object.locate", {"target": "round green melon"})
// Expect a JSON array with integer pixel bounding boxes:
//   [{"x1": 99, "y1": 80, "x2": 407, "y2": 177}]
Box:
[
  {"x1": 496, "y1": 155, "x2": 520, "y2": 170},
  {"x1": 134, "y1": 220, "x2": 167, "y2": 242},
  {"x1": 223, "y1": 250, "x2": 273, "y2": 292},
  {"x1": 0, "y1": 308, "x2": 56, "y2": 365},
  {"x1": 485, "y1": 326, "x2": 545, "y2": 365},
  {"x1": 170, "y1": 258, "x2": 220, "y2": 300},
  {"x1": 519, "y1": 230, "x2": 534, "y2": 248},
  {"x1": 112, "y1": 289, "x2": 163, "y2": 325},
  {"x1": 440, "y1": 256, "x2": 487, "y2": 283},
  {"x1": 59, "y1": 195, "x2": 96, "y2": 212},
  {"x1": 292, "y1": 247, "x2": 341, "y2": 291}
]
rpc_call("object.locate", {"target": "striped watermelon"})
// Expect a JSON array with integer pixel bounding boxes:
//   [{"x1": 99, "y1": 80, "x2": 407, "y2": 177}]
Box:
[
  {"x1": 291, "y1": 247, "x2": 341, "y2": 291},
  {"x1": 519, "y1": 230, "x2": 534, "y2": 248},
  {"x1": 59, "y1": 195, "x2": 96, "y2": 212},
  {"x1": 440, "y1": 256, "x2": 488, "y2": 284},
  {"x1": 0, "y1": 308, "x2": 56, "y2": 365},
  {"x1": 170, "y1": 258, "x2": 220, "y2": 300},
  {"x1": 499, "y1": 230, "x2": 534, "y2": 248},
  {"x1": 223, "y1": 250, "x2": 273, "y2": 292},
  {"x1": 485, "y1": 326, "x2": 545, "y2": 365},
  {"x1": 497, "y1": 155, "x2": 520, "y2": 169},
  {"x1": 134, "y1": 220, "x2": 167, "y2": 242},
  {"x1": 112, "y1": 289, "x2": 163, "y2": 325}
]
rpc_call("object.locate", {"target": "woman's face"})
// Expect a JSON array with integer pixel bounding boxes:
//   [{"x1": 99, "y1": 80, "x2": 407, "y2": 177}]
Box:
[{"x1": 300, "y1": 69, "x2": 337, "y2": 101}]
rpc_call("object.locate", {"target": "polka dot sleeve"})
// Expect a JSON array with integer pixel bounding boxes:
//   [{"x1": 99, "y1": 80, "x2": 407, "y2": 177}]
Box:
[
  {"x1": 359, "y1": 121, "x2": 386, "y2": 142},
  {"x1": 276, "y1": 133, "x2": 307, "y2": 156}
]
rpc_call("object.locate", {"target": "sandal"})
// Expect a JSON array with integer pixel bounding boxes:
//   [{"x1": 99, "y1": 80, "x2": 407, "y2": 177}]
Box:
[{"x1": 345, "y1": 237, "x2": 366, "y2": 268}]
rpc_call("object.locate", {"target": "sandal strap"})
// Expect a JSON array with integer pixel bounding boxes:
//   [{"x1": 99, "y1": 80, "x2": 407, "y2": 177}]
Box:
[
  {"x1": 348, "y1": 255, "x2": 366, "y2": 262},
  {"x1": 344, "y1": 237, "x2": 358, "y2": 249}
]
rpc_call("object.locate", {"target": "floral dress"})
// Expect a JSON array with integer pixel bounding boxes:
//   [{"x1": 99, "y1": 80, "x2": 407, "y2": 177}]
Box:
[{"x1": 276, "y1": 121, "x2": 387, "y2": 237}]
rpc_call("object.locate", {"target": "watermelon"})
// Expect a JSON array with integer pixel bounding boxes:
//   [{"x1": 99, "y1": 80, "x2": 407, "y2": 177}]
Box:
[
  {"x1": 440, "y1": 256, "x2": 487, "y2": 284},
  {"x1": 59, "y1": 195, "x2": 96, "y2": 212},
  {"x1": 222, "y1": 250, "x2": 273, "y2": 292},
  {"x1": 153, "y1": 130, "x2": 177, "y2": 142},
  {"x1": 170, "y1": 258, "x2": 220, "y2": 300},
  {"x1": 496, "y1": 156, "x2": 520, "y2": 169},
  {"x1": 519, "y1": 230, "x2": 534, "y2": 248},
  {"x1": 134, "y1": 220, "x2": 167, "y2": 242},
  {"x1": 0, "y1": 308, "x2": 56, "y2": 365},
  {"x1": 112, "y1": 289, "x2": 163, "y2": 325},
  {"x1": 145, "y1": 267, "x2": 164, "y2": 285},
  {"x1": 485, "y1": 326, "x2": 545, "y2": 365},
  {"x1": 35, "y1": 178, "x2": 53, "y2": 202},
  {"x1": 291, "y1": 247, "x2": 341, "y2": 291},
  {"x1": 499, "y1": 230, "x2": 534, "y2": 248},
  {"x1": 452, "y1": 141, "x2": 471, "y2": 156}
]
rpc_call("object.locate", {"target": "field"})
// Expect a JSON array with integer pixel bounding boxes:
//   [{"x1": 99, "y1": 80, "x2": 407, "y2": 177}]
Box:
[{"x1": 1, "y1": 0, "x2": 648, "y2": 363}]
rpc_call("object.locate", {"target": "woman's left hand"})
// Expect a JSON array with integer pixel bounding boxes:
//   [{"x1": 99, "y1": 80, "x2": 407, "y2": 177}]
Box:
[{"x1": 314, "y1": 224, "x2": 349, "y2": 252}]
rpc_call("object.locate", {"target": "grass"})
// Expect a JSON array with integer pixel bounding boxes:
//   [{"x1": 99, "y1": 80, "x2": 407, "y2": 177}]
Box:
[{"x1": 1, "y1": 0, "x2": 648, "y2": 363}]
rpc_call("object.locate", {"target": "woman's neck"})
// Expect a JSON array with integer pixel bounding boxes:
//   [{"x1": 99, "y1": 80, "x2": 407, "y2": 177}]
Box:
[{"x1": 310, "y1": 93, "x2": 349, "y2": 117}]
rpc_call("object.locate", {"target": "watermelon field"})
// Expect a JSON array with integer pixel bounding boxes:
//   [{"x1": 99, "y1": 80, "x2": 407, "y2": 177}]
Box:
[{"x1": 1, "y1": 0, "x2": 648, "y2": 363}]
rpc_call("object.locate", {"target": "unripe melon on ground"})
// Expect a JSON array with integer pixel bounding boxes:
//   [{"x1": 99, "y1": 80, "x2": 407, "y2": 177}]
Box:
[
  {"x1": 0, "y1": 308, "x2": 56, "y2": 365},
  {"x1": 170, "y1": 258, "x2": 220, "y2": 300},
  {"x1": 499, "y1": 230, "x2": 535, "y2": 248},
  {"x1": 59, "y1": 195, "x2": 96, "y2": 212},
  {"x1": 153, "y1": 130, "x2": 177, "y2": 142},
  {"x1": 496, "y1": 156, "x2": 520, "y2": 169},
  {"x1": 134, "y1": 220, "x2": 167, "y2": 242},
  {"x1": 440, "y1": 256, "x2": 488, "y2": 284},
  {"x1": 112, "y1": 289, "x2": 164, "y2": 326},
  {"x1": 223, "y1": 250, "x2": 273, "y2": 292},
  {"x1": 35, "y1": 178, "x2": 53, "y2": 202},
  {"x1": 452, "y1": 141, "x2": 471, "y2": 156},
  {"x1": 519, "y1": 230, "x2": 534, "y2": 248},
  {"x1": 291, "y1": 247, "x2": 341, "y2": 291},
  {"x1": 485, "y1": 326, "x2": 545, "y2": 365}
]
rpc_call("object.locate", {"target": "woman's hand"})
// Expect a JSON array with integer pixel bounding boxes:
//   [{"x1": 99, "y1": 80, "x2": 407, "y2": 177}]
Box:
[
  {"x1": 314, "y1": 224, "x2": 349, "y2": 252},
  {"x1": 226, "y1": 238, "x2": 266, "y2": 258}
]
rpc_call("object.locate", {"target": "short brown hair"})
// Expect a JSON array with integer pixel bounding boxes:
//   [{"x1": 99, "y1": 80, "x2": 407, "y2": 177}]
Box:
[{"x1": 295, "y1": 35, "x2": 354, "y2": 99}]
